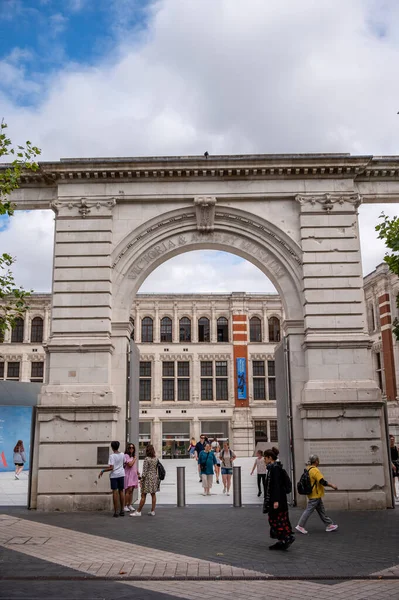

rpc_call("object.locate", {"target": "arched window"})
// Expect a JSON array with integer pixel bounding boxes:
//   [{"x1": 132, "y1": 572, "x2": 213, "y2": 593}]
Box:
[
  {"x1": 161, "y1": 317, "x2": 172, "y2": 342},
  {"x1": 268, "y1": 317, "x2": 280, "y2": 343},
  {"x1": 249, "y1": 316, "x2": 262, "y2": 342},
  {"x1": 31, "y1": 317, "x2": 43, "y2": 343},
  {"x1": 217, "y1": 317, "x2": 228, "y2": 342},
  {"x1": 198, "y1": 317, "x2": 210, "y2": 342},
  {"x1": 179, "y1": 317, "x2": 191, "y2": 342},
  {"x1": 11, "y1": 318, "x2": 24, "y2": 343},
  {"x1": 141, "y1": 317, "x2": 153, "y2": 343}
]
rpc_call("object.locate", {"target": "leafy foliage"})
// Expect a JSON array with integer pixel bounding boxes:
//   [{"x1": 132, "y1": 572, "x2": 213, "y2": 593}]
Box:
[
  {"x1": 0, "y1": 120, "x2": 40, "y2": 334},
  {"x1": 376, "y1": 213, "x2": 399, "y2": 340}
]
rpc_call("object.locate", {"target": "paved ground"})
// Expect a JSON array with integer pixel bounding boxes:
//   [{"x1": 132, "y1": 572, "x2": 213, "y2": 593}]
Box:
[
  {"x1": 0, "y1": 470, "x2": 28, "y2": 506},
  {"x1": 1, "y1": 504, "x2": 399, "y2": 599}
]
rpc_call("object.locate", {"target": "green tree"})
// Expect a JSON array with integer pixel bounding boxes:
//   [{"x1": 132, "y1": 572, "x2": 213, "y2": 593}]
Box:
[
  {"x1": 376, "y1": 213, "x2": 399, "y2": 340},
  {"x1": 0, "y1": 119, "x2": 41, "y2": 335}
]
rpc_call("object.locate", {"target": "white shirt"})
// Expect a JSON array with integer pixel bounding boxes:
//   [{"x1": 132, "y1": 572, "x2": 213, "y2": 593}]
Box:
[{"x1": 108, "y1": 452, "x2": 125, "y2": 478}]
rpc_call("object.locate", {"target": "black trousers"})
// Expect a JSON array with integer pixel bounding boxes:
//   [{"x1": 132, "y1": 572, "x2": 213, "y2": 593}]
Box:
[{"x1": 257, "y1": 473, "x2": 266, "y2": 494}]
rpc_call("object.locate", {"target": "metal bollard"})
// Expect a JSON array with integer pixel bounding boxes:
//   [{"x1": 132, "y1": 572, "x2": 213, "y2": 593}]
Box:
[
  {"x1": 233, "y1": 465, "x2": 242, "y2": 507},
  {"x1": 176, "y1": 466, "x2": 186, "y2": 507}
]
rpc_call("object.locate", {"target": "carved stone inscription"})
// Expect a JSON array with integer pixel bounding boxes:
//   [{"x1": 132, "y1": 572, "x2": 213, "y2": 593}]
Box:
[
  {"x1": 127, "y1": 231, "x2": 285, "y2": 280},
  {"x1": 307, "y1": 441, "x2": 382, "y2": 465}
]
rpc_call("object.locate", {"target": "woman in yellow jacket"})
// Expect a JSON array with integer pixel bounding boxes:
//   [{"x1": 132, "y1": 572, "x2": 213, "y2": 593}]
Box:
[{"x1": 295, "y1": 454, "x2": 338, "y2": 535}]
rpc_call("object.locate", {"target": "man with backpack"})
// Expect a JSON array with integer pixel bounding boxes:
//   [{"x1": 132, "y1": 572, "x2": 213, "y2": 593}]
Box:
[{"x1": 295, "y1": 454, "x2": 338, "y2": 535}]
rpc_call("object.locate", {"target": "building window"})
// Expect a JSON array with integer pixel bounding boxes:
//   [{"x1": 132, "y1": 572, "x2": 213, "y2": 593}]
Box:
[
  {"x1": 268, "y1": 360, "x2": 276, "y2": 400},
  {"x1": 31, "y1": 317, "x2": 43, "y2": 343},
  {"x1": 270, "y1": 419, "x2": 278, "y2": 442},
  {"x1": 7, "y1": 362, "x2": 20, "y2": 380},
  {"x1": 198, "y1": 317, "x2": 210, "y2": 342},
  {"x1": 268, "y1": 317, "x2": 280, "y2": 342},
  {"x1": 179, "y1": 317, "x2": 191, "y2": 342},
  {"x1": 139, "y1": 361, "x2": 151, "y2": 401},
  {"x1": 368, "y1": 303, "x2": 376, "y2": 333},
  {"x1": 31, "y1": 361, "x2": 44, "y2": 382},
  {"x1": 160, "y1": 317, "x2": 172, "y2": 343},
  {"x1": 376, "y1": 352, "x2": 383, "y2": 391},
  {"x1": 250, "y1": 317, "x2": 262, "y2": 342},
  {"x1": 0, "y1": 362, "x2": 4, "y2": 379},
  {"x1": 253, "y1": 360, "x2": 266, "y2": 400},
  {"x1": 141, "y1": 317, "x2": 153, "y2": 343},
  {"x1": 162, "y1": 360, "x2": 190, "y2": 402},
  {"x1": 217, "y1": 317, "x2": 228, "y2": 342},
  {"x1": 11, "y1": 318, "x2": 24, "y2": 343},
  {"x1": 201, "y1": 378, "x2": 213, "y2": 400},
  {"x1": 201, "y1": 359, "x2": 228, "y2": 401}
]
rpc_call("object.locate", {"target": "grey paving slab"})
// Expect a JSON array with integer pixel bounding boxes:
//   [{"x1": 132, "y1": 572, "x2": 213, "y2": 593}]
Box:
[{"x1": 4, "y1": 505, "x2": 399, "y2": 580}]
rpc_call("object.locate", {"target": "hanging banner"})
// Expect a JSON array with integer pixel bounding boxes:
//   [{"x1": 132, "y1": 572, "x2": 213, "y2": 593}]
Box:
[
  {"x1": 0, "y1": 406, "x2": 32, "y2": 472},
  {"x1": 236, "y1": 357, "x2": 247, "y2": 400}
]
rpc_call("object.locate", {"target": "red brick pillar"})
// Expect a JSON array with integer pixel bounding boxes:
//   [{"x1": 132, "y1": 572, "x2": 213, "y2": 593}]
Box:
[
  {"x1": 233, "y1": 315, "x2": 249, "y2": 407},
  {"x1": 378, "y1": 293, "x2": 397, "y2": 401}
]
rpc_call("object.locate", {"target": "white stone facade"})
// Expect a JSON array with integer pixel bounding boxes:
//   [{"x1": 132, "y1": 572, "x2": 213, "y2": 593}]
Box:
[{"x1": 8, "y1": 152, "x2": 399, "y2": 511}]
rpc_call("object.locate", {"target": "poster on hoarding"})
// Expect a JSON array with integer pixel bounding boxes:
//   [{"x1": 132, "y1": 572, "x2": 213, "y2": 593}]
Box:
[
  {"x1": 236, "y1": 357, "x2": 247, "y2": 400},
  {"x1": 0, "y1": 406, "x2": 32, "y2": 472}
]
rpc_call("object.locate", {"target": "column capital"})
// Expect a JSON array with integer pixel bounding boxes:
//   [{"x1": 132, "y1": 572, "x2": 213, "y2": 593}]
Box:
[{"x1": 295, "y1": 192, "x2": 362, "y2": 212}]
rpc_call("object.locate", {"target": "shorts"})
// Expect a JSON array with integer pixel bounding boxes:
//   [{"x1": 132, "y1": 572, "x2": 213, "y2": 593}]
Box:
[
  {"x1": 221, "y1": 468, "x2": 233, "y2": 475},
  {"x1": 110, "y1": 476, "x2": 125, "y2": 491},
  {"x1": 14, "y1": 463, "x2": 24, "y2": 467}
]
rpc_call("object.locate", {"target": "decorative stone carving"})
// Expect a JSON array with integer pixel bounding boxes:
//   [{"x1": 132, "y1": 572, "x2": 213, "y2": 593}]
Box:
[
  {"x1": 51, "y1": 197, "x2": 116, "y2": 218},
  {"x1": 194, "y1": 196, "x2": 217, "y2": 232},
  {"x1": 295, "y1": 193, "x2": 362, "y2": 212}
]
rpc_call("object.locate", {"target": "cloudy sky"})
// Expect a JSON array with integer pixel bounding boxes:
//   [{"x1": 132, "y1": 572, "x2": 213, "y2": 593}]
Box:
[{"x1": 0, "y1": 0, "x2": 398, "y2": 293}]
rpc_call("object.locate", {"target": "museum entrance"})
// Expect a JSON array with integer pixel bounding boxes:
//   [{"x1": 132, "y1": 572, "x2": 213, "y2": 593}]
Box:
[{"x1": 162, "y1": 421, "x2": 190, "y2": 459}]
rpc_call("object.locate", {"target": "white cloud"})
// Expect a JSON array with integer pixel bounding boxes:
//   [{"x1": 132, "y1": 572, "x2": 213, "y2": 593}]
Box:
[
  {"x1": 0, "y1": 211, "x2": 54, "y2": 292},
  {"x1": 0, "y1": 0, "x2": 399, "y2": 293},
  {"x1": 139, "y1": 251, "x2": 277, "y2": 294}
]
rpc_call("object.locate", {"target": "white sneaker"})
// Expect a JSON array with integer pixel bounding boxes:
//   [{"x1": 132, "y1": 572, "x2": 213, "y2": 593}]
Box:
[
  {"x1": 223, "y1": 488, "x2": 226, "y2": 494},
  {"x1": 227, "y1": 492, "x2": 230, "y2": 496},
  {"x1": 148, "y1": 511, "x2": 155, "y2": 516},
  {"x1": 128, "y1": 505, "x2": 135, "y2": 511},
  {"x1": 130, "y1": 511, "x2": 141, "y2": 517},
  {"x1": 202, "y1": 493, "x2": 207, "y2": 496},
  {"x1": 295, "y1": 525, "x2": 308, "y2": 535},
  {"x1": 124, "y1": 506, "x2": 130, "y2": 512},
  {"x1": 15, "y1": 474, "x2": 19, "y2": 480},
  {"x1": 326, "y1": 524, "x2": 338, "y2": 532}
]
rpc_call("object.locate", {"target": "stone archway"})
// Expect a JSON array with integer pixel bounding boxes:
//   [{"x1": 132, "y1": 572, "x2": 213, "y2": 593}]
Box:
[{"x1": 11, "y1": 153, "x2": 393, "y2": 511}]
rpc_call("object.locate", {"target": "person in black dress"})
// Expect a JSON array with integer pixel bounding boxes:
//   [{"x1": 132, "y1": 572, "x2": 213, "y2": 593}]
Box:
[
  {"x1": 263, "y1": 448, "x2": 295, "y2": 551},
  {"x1": 390, "y1": 435, "x2": 399, "y2": 502}
]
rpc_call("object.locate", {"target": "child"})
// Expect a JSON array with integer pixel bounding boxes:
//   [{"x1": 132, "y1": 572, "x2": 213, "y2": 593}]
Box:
[{"x1": 99, "y1": 441, "x2": 125, "y2": 517}]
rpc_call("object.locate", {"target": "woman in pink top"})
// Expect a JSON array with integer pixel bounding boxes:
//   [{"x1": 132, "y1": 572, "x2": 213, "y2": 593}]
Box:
[{"x1": 124, "y1": 443, "x2": 139, "y2": 512}]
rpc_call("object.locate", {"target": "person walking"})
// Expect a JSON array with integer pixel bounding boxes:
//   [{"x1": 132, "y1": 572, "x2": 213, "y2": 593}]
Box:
[
  {"x1": 123, "y1": 443, "x2": 139, "y2": 512},
  {"x1": 199, "y1": 443, "x2": 217, "y2": 496},
  {"x1": 98, "y1": 441, "x2": 125, "y2": 518},
  {"x1": 263, "y1": 448, "x2": 295, "y2": 551},
  {"x1": 251, "y1": 449, "x2": 267, "y2": 497},
  {"x1": 389, "y1": 434, "x2": 399, "y2": 502},
  {"x1": 13, "y1": 440, "x2": 26, "y2": 479},
  {"x1": 220, "y1": 441, "x2": 236, "y2": 495},
  {"x1": 188, "y1": 437, "x2": 196, "y2": 458},
  {"x1": 194, "y1": 435, "x2": 206, "y2": 483},
  {"x1": 131, "y1": 444, "x2": 159, "y2": 517},
  {"x1": 212, "y1": 439, "x2": 221, "y2": 484},
  {"x1": 295, "y1": 454, "x2": 338, "y2": 534}
]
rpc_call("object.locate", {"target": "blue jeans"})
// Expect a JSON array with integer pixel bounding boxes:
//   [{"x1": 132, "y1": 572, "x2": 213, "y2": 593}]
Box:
[{"x1": 298, "y1": 498, "x2": 333, "y2": 528}]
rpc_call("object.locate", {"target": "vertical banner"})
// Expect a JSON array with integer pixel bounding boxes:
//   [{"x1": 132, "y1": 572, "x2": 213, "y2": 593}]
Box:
[
  {"x1": 236, "y1": 357, "x2": 247, "y2": 400},
  {"x1": 0, "y1": 406, "x2": 32, "y2": 472}
]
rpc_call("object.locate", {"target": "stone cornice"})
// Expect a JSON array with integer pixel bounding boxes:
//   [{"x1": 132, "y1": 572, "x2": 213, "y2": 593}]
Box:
[
  {"x1": 295, "y1": 193, "x2": 362, "y2": 211},
  {"x1": 7, "y1": 153, "x2": 399, "y2": 186}
]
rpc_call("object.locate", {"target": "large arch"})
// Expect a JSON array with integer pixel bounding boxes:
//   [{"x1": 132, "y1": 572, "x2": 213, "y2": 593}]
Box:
[
  {"x1": 111, "y1": 205, "x2": 304, "y2": 324},
  {"x1": 14, "y1": 153, "x2": 393, "y2": 512}
]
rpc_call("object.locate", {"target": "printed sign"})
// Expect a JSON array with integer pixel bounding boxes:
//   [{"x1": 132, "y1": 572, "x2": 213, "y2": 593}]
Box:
[
  {"x1": 0, "y1": 406, "x2": 32, "y2": 472},
  {"x1": 236, "y1": 357, "x2": 247, "y2": 400}
]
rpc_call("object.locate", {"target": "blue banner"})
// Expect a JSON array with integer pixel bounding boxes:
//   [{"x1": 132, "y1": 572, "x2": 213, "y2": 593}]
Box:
[
  {"x1": 0, "y1": 406, "x2": 32, "y2": 472},
  {"x1": 236, "y1": 357, "x2": 247, "y2": 400}
]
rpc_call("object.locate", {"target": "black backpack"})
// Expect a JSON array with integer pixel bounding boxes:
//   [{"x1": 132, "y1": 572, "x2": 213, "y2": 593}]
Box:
[
  {"x1": 157, "y1": 460, "x2": 166, "y2": 481},
  {"x1": 280, "y1": 467, "x2": 292, "y2": 494},
  {"x1": 297, "y1": 466, "x2": 315, "y2": 495}
]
